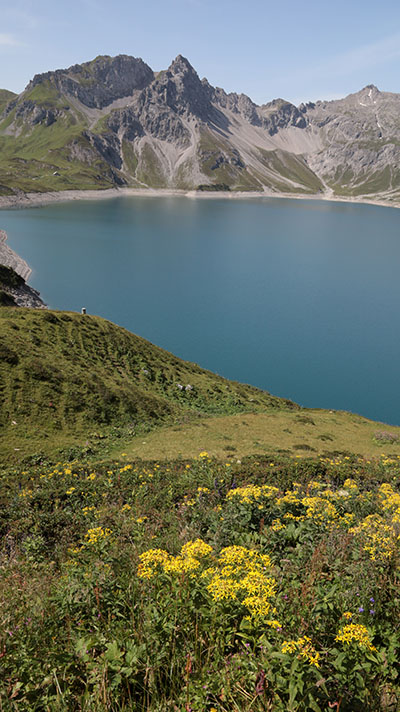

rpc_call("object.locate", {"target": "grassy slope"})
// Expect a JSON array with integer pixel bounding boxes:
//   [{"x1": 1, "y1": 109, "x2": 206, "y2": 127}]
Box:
[
  {"x1": 0, "y1": 308, "x2": 295, "y2": 461},
  {"x1": 0, "y1": 89, "x2": 16, "y2": 113},
  {"x1": 1, "y1": 307, "x2": 400, "y2": 465},
  {"x1": 126, "y1": 409, "x2": 400, "y2": 461},
  {"x1": 0, "y1": 82, "x2": 123, "y2": 194}
]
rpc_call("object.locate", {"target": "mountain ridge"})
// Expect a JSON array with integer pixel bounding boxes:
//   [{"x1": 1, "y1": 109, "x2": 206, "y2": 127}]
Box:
[{"x1": 1, "y1": 53, "x2": 399, "y2": 202}]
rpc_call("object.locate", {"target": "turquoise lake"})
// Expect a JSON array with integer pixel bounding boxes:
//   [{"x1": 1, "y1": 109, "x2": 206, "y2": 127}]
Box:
[{"x1": 1, "y1": 195, "x2": 399, "y2": 425}]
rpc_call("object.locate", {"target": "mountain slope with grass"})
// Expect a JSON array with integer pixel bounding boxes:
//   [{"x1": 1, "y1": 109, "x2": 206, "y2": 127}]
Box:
[
  {"x1": 1, "y1": 55, "x2": 400, "y2": 202},
  {"x1": 1, "y1": 307, "x2": 400, "y2": 465},
  {"x1": 0, "y1": 307, "x2": 296, "y2": 460}
]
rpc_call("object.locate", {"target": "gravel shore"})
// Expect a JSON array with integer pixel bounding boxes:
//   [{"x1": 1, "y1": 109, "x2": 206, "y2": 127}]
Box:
[{"x1": 0, "y1": 187, "x2": 399, "y2": 211}]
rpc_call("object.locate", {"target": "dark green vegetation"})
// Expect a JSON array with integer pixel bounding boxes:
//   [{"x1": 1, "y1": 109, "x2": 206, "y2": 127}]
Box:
[
  {"x1": 0, "y1": 264, "x2": 24, "y2": 288},
  {"x1": 197, "y1": 183, "x2": 231, "y2": 192},
  {"x1": 0, "y1": 265, "x2": 24, "y2": 306},
  {"x1": 0, "y1": 308, "x2": 296, "y2": 461},
  {"x1": 1, "y1": 307, "x2": 400, "y2": 710},
  {"x1": 1, "y1": 452, "x2": 400, "y2": 710}
]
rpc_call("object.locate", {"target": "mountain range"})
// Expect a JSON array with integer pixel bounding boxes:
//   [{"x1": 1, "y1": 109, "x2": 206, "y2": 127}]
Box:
[{"x1": 1, "y1": 54, "x2": 400, "y2": 202}]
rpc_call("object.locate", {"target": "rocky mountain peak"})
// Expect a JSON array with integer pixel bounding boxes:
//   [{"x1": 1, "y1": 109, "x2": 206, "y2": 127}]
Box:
[
  {"x1": 356, "y1": 84, "x2": 381, "y2": 99},
  {"x1": 152, "y1": 54, "x2": 212, "y2": 120},
  {"x1": 167, "y1": 55, "x2": 197, "y2": 76},
  {"x1": 27, "y1": 54, "x2": 154, "y2": 109}
]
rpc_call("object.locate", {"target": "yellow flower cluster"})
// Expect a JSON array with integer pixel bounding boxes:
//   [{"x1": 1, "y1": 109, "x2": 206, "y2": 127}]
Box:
[
  {"x1": 137, "y1": 548, "x2": 170, "y2": 578},
  {"x1": 281, "y1": 636, "x2": 320, "y2": 667},
  {"x1": 197, "y1": 486, "x2": 210, "y2": 495},
  {"x1": 18, "y1": 488, "x2": 33, "y2": 498},
  {"x1": 349, "y1": 514, "x2": 396, "y2": 561},
  {"x1": 82, "y1": 505, "x2": 97, "y2": 516},
  {"x1": 137, "y1": 539, "x2": 213, "y2": 579},
  {"x1": 222, "y1": 478, "x2": 400, "y2": 553},
  {"x1": 84, "y1": 526, "x2": 112, "y2": 545},
  {"x1": 138, "y1": 542, "x2": 278, "y2": 624},
  {"x1": 276, "y1": 491, "x2": 302, "y2": 508},
  {"x1": 343, "y1": 478, "x2": 358, "y2": 491},
  {"x1": 271, "y1": 518, "x2": 286, "y2": 531},
  {"x1": 335, "y1": 624, "x2": 376, "y2": 651},
  {"x1": 203, "y1": 546, "x2": 277, "y2": 621},
  {"x1": 226, "y1": 484, "x2": 279, "y2": 504},
  {"x1": 302, "y1": 496, "x2": 338, "y2": 523},
  {"x1": 182, "y1": 486, "x2": 211, "y2": 508},
  {"x1": 378, "y1": 483, "x2": 400, "y2": 514}
]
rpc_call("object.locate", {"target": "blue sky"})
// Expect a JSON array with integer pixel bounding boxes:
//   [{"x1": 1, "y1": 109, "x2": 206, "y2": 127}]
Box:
[{"x1": 1, "y1": 0, "x2": 400, "y2": 105}]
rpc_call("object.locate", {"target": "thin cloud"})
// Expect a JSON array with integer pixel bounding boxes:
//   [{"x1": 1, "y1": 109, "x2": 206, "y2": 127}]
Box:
[
  {"x1": 2, "y1": 8, "x2": 39, "y2": 30},
  {"x1": 292, "y1": 32, "x2": 400, "y2": 86},
  {"x1": 0, "y1": 33, "x2": 23, "y2": 47},
  {"x1": 325, "y1": 33, "x2": 400, "y2": 76}
]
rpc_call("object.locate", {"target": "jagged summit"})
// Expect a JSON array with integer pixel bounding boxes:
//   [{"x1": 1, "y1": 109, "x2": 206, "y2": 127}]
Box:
[
  {"x1": 1, "y1": 53, "x2": 400, "y2": 201},
  {"x1": 167, "y1": 55, "x2": 196, "y2": 74}
]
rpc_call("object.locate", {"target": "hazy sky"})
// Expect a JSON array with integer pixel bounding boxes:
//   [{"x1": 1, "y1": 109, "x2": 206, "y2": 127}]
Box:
[{"x1": 1, "y1": 0, "x2": 400, "y2": 105}]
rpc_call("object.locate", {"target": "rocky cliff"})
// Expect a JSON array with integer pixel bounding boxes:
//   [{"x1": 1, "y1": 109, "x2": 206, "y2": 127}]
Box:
[
  {"x1": 0, "y1": 264, "x2": 46, "y2": 308},
  {"x1": 0, "y1": 231, "x2": 46, "y2": 308},
  {"x1": 0, "y1": 54, "x2": 399, "y2": 202}
]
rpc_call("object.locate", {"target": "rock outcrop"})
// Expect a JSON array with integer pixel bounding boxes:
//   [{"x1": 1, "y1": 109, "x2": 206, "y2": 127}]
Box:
[
  {"x1": 0, "y1": 263, "x2": 46, "y2": 308},
  {"x1": 0, "y1": 232, "x2": 46, "y2": 308}
]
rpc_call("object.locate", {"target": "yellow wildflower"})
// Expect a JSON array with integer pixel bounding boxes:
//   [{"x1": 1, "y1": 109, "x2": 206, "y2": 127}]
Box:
[{"x1": 335, "y1": 623, "x2": 376, "y2": 651}]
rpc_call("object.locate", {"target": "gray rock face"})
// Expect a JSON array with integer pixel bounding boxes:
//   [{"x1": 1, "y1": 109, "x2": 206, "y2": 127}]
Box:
[
  {"x1": 2, "y1": 55, "x2": 400, "y2": 199},
  {"x1": 4, "y1": 280, "x2": 46, "y2": 308},
  {"x1": 15, "y1": 100, "x2": 62, "y2": 126},
  {"x1": 28, "y1": 55, "x2": 154, "y2": 109},
  {"x1": 260, "y1": 99, "x2": 307, "y2": 134},
  {"x1": 301, "y1": 85, "x2": 400, "y2": 193},
  {"x1": 210, "y1": 86, "x2": 262, "y2": 126},
  {"x1": 0, "y1": 236, "x2": 46, "y2": 308}
]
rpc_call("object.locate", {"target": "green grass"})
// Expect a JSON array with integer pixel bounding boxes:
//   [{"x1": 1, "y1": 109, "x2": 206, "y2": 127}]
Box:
[
  {"x1": 2, "y1": 307, "x2": 400, "y2": 468},
  {"x1": 255, "y1": 148, "x2": 324, "y2": 193},
  {"x1": 119, "y1": 409, "x2": 400, "y2": 462},
  {"x1": 136, "y1": 143, "x2": 168, "y2": 187},
  {"x1": 23, "y1": 80, "x2": 70, "y2": 109},
  {"x1": 0, "y1": 308, "x2": 296, "y2": 463},
  {"x1": 0, "y1": 88, "x2": 16, "y2": 113},
  {"x1": 121, "y1": 139, "x2": 138, "y2": 178},
  {"x1": 198, "y1": 129, "x2": 261, "y2": 191},
  {"x1": 0, "y1": 93, "x2": 122, "y2": 193},
  {"x1": 0, "y1": 122, "x2": 119, "y2": 194}
]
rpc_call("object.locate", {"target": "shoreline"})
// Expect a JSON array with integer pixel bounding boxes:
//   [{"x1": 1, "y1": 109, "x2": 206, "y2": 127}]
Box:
[{"x1": 0, "y1": 186, "x2": 399, "y2": 211}]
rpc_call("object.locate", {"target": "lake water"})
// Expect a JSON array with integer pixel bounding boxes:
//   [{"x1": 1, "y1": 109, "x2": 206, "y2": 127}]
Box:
[{"x1": 1, "y1": 195, "x2": 400, "y2": 425}]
